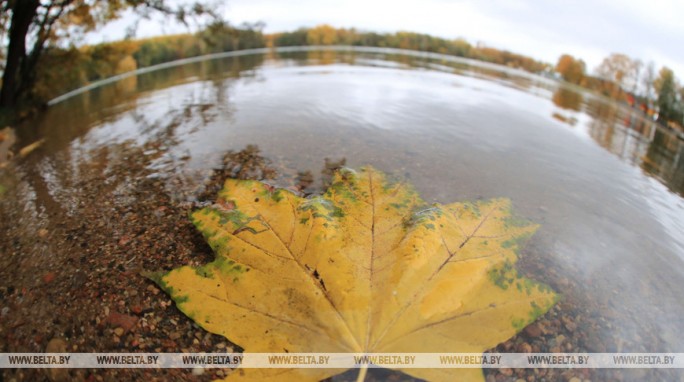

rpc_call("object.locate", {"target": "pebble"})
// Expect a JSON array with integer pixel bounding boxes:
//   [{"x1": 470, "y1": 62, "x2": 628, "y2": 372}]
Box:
[
  {"x1": 45, "y1": 341, "x2": 70, "y2": 382},
  {"x1": 147, "y1": 284, "x2": 160, "y2": 295},
  {"x1": 523, "y1": 323, "x2": 542, "y2": 338},
  {"x1": 42, "y1": 272, "x2": 56, "y2": 284},
  {"x1": 555, "y1": 334, "x2": 565, "y2": 345},
  {"x1": 562, "y1": 317, "x2": 577, "y2": 332},
  {"x1": 517, "y1": 342, "x2": 532, "y2": 353},
  {"x1": 191, "y1": 367, "x2": 204, "y2": 376},
  {"x1": 114, "y1": 327, "x2": 124, "y2": 336},
  {"x1": 106, "y1": 311, "x2": 138, "y2": 332},
  {"x1": 46, "y1": 338, "x2": 67, "y2": 353}
]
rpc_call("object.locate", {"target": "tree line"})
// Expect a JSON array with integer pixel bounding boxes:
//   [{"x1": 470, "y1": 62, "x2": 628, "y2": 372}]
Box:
[
  {"x1": 555, "y1": 53, "x2": 683, "y2": 130},
  {"x1": 24, "y1": 22, "x2": 266, "y2": 106},
  {"x1": 272, "y1": 25, "x2": 684, "y2": 131},
  {"x1": 270, "y1": 25, "x2": 548, "y2": 73},
  {"x1": 1, "y1": 4, "x2": 682, "y2": 131}
]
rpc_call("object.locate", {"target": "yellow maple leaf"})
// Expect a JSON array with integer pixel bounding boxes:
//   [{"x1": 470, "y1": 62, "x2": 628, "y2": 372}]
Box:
[{"x1": 154, "y1": 167, "x2": 557, "y2": 381}]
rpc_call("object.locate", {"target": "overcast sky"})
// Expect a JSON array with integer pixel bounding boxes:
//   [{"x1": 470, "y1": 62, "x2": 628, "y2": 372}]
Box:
[{"x1": 93, "y1": 0, "x2": 684, "y2": 77}]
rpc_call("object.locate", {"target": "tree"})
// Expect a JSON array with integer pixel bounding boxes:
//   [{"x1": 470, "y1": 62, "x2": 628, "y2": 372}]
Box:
[
  {"x1": 199, "y1": 20, "x2": 265, "y2": 53},
  {"x1": 555, "y1": 54, "x2": 585, "y2": 84},
  {"x1": 595, "y1": 53, "x2": 639, "y2": 99},
  {"x1": 641, "y1": 61, "x2": 656, "y2": 105},
  {"x1": 306, "y1": 24, "x2": 338, "y2": 45},
  {"x1": 630, "y1": 58, "x2": 643, "y2": 95},
  {"x1": 654, "y1": 67, "x2": 682, "y2": 124},
  {"x1": 0, "y1": 0, "x2": 217, "y2": 111}
]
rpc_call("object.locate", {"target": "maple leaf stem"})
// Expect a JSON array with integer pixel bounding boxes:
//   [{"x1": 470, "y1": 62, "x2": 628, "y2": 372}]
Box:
[{"x1": 355, "y1": 364, "x2": 368, "y2": 382}]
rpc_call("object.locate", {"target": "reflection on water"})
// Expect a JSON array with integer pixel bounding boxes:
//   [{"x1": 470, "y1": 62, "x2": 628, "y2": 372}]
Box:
[
  {"x1": 553, "y1": 85, "x2": 684, "y2": 196},
  {"x1": 643, "y1": 130, "x2": 684, "y2": 194},
  {"x1": 552, "y1": 88, "x2": 583, "y2": 112},
  {"x1": 2, "y1": 47, "x2": 684, "y2": 380}
]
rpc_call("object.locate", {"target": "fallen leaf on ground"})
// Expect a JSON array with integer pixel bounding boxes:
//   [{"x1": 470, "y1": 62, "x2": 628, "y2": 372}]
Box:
[{"x1": 153, "y1": 167, "x2": 557, "y2": 381}]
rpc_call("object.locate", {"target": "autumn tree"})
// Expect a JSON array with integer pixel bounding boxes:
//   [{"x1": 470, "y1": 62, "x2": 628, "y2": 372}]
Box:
[
  {"x1": 595, "y1": 53, "x2": 639, "y2": 99},
  {"x1": 450, "y1": 38, "x2": 471, "y2": 57},
  {"x1": 654, "y1": 67, "x2": 683, "y2": 124},
  {"x1": 306, "y1": 24, "x2": 338, "y2": 45},
  {"x1": 0, "y1": 0, "x2": 217, "y2": 111},
  {"x1": 555, "y1": 54, "x2": 585, "y2": 84}
]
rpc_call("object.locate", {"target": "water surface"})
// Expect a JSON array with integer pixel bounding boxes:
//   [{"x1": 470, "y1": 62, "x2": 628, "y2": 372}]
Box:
[{"x1": 3, "y1": 47, "x2": 684, "y2": 379}]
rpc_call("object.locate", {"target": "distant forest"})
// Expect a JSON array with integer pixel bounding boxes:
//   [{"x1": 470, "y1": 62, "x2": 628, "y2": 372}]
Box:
[{"x1": 9, "y1": 23, "x2": 684, "y2": 132}]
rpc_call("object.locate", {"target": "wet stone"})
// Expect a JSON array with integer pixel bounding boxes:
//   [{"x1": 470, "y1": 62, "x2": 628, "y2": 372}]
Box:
[{"x1": 523, "y1": 323, "x2": 542, "y2": 338}]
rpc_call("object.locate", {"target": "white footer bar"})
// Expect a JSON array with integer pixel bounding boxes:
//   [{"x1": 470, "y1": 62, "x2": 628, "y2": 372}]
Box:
[{"x1": 1, "y1": 353, "x2": 682, "y2": 368}]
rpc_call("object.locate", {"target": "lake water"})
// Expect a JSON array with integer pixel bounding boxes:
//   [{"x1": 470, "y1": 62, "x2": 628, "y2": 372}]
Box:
[{"x1": 3, "y1": 47, "x2": 684, "y2": 380}]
